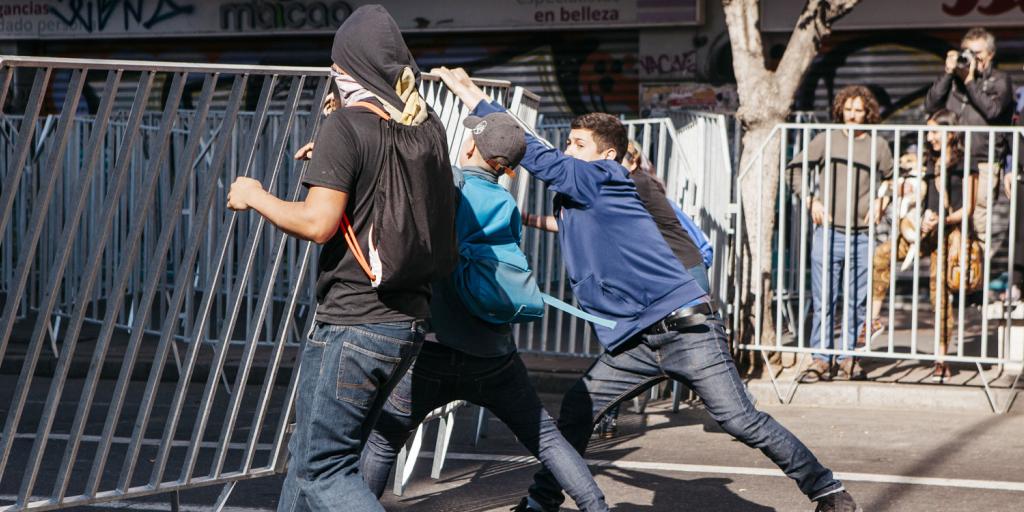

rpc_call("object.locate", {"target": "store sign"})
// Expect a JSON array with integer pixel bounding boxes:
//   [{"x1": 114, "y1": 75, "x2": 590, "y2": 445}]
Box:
[
  {"x1": 640, "y1": 82, "x2": 737, "y2": 115},
  {"x1": 0, "y1": 0, "x2": 703, "y2": 40},
  {"x1": 761, "y1": 0, "x2": 1024, "y2": 32}
]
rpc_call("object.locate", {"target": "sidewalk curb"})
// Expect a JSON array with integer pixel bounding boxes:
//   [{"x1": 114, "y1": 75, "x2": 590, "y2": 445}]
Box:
[{"x1": 519, "y1": 353, "x2": 1020, "y2": 413}]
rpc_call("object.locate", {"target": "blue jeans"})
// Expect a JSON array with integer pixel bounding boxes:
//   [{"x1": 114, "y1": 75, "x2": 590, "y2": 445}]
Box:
[
  {"x1": 360, "y1": 342, "x2": 608, "y2": 511},
  {"x1": 277, "y1": 321, "x2": 424, "y2": 512},
  {"x1": 527, "y1": 318, "x2": 842, "y2": 511},
  {"x1": 810, "y1": 226, "x2": 870, "y2": 362}
]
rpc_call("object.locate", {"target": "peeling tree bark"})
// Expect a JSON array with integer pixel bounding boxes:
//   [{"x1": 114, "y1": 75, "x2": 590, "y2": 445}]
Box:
[{"x1": 721, "y1": 0, "x2": 861, "y2": 366}]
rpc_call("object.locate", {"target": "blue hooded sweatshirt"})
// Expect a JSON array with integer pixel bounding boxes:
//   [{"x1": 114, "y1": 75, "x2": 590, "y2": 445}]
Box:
[{"x1": 471, "y1": 101, "x2": 708, "y2": 351}]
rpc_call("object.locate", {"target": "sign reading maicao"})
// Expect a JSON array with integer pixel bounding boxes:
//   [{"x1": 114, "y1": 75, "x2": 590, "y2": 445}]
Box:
[{"x1": 0, "y1": 0, "x2": 703, "y2": 40}]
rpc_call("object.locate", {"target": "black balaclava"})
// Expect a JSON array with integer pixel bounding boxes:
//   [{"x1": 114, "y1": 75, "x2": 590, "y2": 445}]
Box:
[{"x1": 331, "y1": 5, "x2": 420, "y2": 110}]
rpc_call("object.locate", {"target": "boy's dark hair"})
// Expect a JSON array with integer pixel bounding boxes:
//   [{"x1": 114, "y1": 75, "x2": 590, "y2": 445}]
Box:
[
  {"x1": 571, "y1": 113, "x2": 628, "y2": 163},
  {"x1": 485, "y1": 156, "x2": 512, "y2": 175}
]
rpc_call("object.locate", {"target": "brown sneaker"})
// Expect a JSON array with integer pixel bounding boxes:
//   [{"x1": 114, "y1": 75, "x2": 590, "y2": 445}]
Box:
[
  {"x1": 801, "y1": 359, "x2": 832, "y2": 383},
  {"x1": 836, "y1": 358, "x2": 866, "y2": 380}
]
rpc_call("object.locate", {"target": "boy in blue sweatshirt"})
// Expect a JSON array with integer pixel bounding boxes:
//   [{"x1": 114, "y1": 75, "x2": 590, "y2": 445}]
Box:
[
  {"x1": 359, "y1": 112, "x2": 608, "y2": 512},
  {"x1": 433, "y1": 67, "x2": 860, "y2": 512}
]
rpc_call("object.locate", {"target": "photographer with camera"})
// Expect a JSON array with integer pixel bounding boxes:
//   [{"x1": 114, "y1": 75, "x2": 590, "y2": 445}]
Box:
[
  {"x1": 925, "y1": 28, "x2": 1013, "y2": 247},
  {"x1": 926, "y1": 28, "x2": 1013, "y2": 136}
]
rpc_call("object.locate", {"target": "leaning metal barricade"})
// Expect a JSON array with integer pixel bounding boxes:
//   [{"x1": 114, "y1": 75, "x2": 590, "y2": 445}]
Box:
[
  {"x1": 736, "y1": 122, "x2": 1024, "y2": 413},
  {"x1": 0, "y1": 55, "x2": 517, "y2": 511},
  {"x1": 654, "y1": 112, "x2": 736, "y2": 322}
]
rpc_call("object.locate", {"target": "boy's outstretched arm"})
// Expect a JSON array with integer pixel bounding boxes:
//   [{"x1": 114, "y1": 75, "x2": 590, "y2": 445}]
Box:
[
  {"x1": 431, "y1": 66, "x2": 490, "y2": 111},
  {"x1": 432, "y1": 66, "x2": 607, "y2": 206}
]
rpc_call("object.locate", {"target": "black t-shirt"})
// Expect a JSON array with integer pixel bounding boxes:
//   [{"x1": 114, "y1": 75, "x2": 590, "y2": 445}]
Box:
[
  {"x1": 924, "y1": 158, "x2": 975, "y2": 215},
  {"x1": 630, "y1": 171, "x2": 703, "y2": 269},
  {"x1": 301, "y1": 104, "x2": 430, "y2": 324}
]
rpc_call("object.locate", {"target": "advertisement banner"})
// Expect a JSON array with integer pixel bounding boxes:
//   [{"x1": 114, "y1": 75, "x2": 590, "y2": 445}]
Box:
[
  {"x1": 0, "y1": 0, "x2": 703, "y2": 40},
  {"x1": 761, "y1": 0, "x2": 1024, "y2": 32},
  {"x1": 640, "y1": 82, "x2": 737, "y2": 116}
]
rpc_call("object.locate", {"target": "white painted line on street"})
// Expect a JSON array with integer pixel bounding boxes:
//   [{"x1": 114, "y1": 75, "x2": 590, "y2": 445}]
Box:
[{"x1": 424, "y1": 452, "x2": 1024, "y2": 492}]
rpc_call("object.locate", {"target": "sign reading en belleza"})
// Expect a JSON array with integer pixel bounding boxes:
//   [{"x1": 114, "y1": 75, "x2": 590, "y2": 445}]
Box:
[{"x1": 0, "y1": 0, "x2": 703, "y2": 40}]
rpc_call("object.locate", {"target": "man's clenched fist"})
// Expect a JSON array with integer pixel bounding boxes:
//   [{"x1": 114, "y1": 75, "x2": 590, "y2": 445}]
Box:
[{"x1": 227, "y1": 176, "x2": 264, "y2": 211}]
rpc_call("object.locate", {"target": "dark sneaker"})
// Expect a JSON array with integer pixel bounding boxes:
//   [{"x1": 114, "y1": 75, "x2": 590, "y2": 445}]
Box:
[
  {"x1": 511, "y1": 497, "x2": 542, "y2": 512},
  {"x1": 598, "y1": 414, "x2": 618, "y2": 439},
  {"x1": 836, "y1": 358, "x2": 866, "y2": 381},
  {"x1": 815, "y1": 490, "x2": 863, "y2": 512},
  {"x1": 800, "y1": 359, "x2": 832, "y2": 383}
]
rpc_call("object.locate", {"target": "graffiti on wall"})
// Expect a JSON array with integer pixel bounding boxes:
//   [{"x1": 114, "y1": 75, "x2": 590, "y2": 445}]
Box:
[{"x1": 50, "y1": 0, "x2": 194, "y2": 32}]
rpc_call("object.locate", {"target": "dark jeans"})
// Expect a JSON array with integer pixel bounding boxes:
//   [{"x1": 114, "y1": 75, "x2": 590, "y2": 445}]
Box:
[
  {"x1": 361, "y1": 342, "x2": 608, "y2": 512},
  {"x1": 277, "y1": 321, "x2": 424, "y2": 512},
  {"x1": 527, "y1": 318, "x2": 842, "y2": 511}
]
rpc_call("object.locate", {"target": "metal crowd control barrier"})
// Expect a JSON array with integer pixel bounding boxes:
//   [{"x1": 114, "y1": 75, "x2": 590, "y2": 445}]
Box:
[
  {"x1": 658, "y1": 112, "x2": 736, "y2": 320},
  {"x1": 0, "y1": 55, "x2": 518, "y2": 511},
  {"x1": 735, "y1": 122, "x2": 1024, "y2": 413}
]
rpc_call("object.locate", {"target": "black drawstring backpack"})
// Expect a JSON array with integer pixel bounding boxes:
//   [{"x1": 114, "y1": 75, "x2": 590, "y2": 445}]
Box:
[{"x1": 338, "y1": 101, "x2": 458, "y2": 290}]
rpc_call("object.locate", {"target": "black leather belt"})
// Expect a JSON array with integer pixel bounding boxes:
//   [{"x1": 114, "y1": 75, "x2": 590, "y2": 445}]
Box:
[{"x1": 644, "y1": 302, "x2": 713, "y2": 334}]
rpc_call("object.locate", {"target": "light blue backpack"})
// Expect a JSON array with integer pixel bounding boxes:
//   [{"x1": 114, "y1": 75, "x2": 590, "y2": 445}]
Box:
[{"x1": 451, "y1": 170, "x2": 545, "y2": 324}]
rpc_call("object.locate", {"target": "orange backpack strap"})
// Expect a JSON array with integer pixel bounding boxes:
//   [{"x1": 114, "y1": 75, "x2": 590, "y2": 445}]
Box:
[
  {"x1": 349, "y1": 100, "x2": 391, "y2": 121},
  {"x1": 336, "y1": 99, "x2": 387, "y2": 284},
  {"x1": 339, "y1": 213, "x2": 377, "y2": 283}
]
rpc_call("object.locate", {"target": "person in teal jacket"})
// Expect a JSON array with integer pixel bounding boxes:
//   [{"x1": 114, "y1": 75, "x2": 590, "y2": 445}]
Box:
[{"x1": 361, "y1": 112, "x2": 609, "y2": 512}]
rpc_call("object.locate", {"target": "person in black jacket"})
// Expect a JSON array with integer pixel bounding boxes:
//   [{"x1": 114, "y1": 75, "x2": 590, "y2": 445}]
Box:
[
  {"x1": 925, "y1": 27, "x2": 1014, "y2": 144},
  {"x1": 229, "y1": 6, "x2": 454, "y2": 511},
  {"x1": 925, "y1": 27, "x2": 1014, "y2": 247}
]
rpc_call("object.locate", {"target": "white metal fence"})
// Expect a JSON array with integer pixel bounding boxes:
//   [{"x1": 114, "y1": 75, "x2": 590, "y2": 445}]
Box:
[{"x1": 735, "y1": 122, "x2": 1024, "y2": 412}]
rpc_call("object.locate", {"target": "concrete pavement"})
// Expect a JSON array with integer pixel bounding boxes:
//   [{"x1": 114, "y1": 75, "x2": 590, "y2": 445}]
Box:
[{"x1": 38, "y1": 394, "x2": 1024, "y2": 511}]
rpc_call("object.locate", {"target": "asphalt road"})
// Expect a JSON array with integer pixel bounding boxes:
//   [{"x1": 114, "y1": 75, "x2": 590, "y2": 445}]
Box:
[{"x1": 14, "y1": 392, "x2": 1021, "y2": 512}]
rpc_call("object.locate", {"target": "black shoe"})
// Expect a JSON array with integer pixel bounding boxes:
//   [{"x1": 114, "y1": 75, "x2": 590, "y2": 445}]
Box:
[
  {"x1": 598, "y1": 415, "x2": 618, "y2": 439},
  {"x1": 815, "y1": 490, "x2": 862, "y2": 512},
  {"x1": 511, "y1": 497, "x2": 538, "y2": 512}
]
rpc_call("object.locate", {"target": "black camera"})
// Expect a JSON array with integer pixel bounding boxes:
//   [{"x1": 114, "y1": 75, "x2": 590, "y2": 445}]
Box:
[{"x1": 956, "y1": 49, "x2": 975, "y2": 70}]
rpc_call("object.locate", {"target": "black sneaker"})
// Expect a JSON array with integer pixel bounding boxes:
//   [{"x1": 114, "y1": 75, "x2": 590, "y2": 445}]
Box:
[
  {"x1": 511, "y1": 497, "x2": 538, "y2": 512},
  {"x1": 815, "y1": 490, "x2": 862, "y2": 512},
  {"x1": 598, "y1": 414, "x2": 618, "y2": 439}
]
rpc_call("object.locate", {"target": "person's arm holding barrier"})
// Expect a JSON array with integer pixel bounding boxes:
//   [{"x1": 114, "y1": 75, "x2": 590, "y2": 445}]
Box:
[
  {"x1": 227, "y1": 181, "x2": 347, "y2": 244},
  {"x1": 432, "y1": 66, "x2": 609, "y2": 207},
  {"x1": 227, "y1": 89, "x2": 348, "y2": 244}
]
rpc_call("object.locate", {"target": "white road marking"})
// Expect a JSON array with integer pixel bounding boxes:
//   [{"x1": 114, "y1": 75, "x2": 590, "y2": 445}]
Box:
[{"x1": 423, "y1": 451, "x2": 1024, "y2": 492}]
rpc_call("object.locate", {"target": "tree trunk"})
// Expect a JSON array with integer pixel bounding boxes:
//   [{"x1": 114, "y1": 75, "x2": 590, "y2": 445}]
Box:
[
  {"x1": 736, "y1": 124, "x2": 781, "y2": 348},
  {"x1": 721, "y1": 0, "x2": 862, "y2": 365}
]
